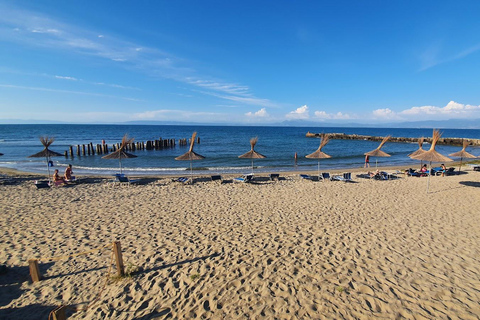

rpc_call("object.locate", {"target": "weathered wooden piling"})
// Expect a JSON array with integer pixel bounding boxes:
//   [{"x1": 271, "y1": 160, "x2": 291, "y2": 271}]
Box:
[{"x1": 69, "y1": 146, "x2": 74, "y2": 158}]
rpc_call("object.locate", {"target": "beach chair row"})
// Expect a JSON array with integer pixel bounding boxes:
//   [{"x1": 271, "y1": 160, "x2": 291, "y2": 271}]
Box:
[{"x1": 300, "y1": 172, "x2": 353, "y2": 182}]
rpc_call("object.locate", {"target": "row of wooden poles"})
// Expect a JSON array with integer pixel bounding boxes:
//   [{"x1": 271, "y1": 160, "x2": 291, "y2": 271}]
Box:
[{"x1": 64, "y1": 137, "x2": 199, "y2": 158}]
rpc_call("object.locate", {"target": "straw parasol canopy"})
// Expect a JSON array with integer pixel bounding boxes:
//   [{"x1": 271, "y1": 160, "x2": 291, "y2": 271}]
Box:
[
  {"x1": 306, "y1": 133, "x2": 331, "y2": 177},
  {"x1": 364, "y1": 136, "x2": 391, "y2": 168},
  {"x1": 175, "y1": 132, "x2": 205, "y2": 177},
  {"x1": 408, "y1": 137, "x2": 427, "y2": 168},
  {"x1": 449, "y1": 140, "x2": 477, "y2": 171},
  {"x1": 408, "y1": 137, "x2": 427, "y2": 158},
  {"x1": 28, "y1": 136, "x2": 63, "y2": 181},
  {"x1": 238, "y1": 137, "x2": 266, "y2": 173},
  {"x1": 410, "y1": 130, "x2": 452, "y2": 163},
  {"x1": 102, "y1": 134, "x2": 137, "y2": 174},
  {"x1": 410, "y1": 129, "x2": 452, "y2": 193}
]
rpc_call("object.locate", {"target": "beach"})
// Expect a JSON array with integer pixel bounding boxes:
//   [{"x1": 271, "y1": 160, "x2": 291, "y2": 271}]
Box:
[{"x1": 1, "y1": 167, "x2": 480, "y2": 319}]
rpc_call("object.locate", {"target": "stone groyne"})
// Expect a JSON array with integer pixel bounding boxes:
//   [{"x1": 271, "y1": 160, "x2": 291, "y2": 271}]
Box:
[{"x1": 306, "y1": 132, "x2": 480, "y2": 146}]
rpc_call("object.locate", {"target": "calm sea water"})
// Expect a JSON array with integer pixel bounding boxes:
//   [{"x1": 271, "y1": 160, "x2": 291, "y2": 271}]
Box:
[{"x1": 0, "y1": 124, "x2": 478, "y2": 176}]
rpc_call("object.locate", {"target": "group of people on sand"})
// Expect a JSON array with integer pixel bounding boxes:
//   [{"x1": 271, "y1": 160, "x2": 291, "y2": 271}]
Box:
[{"x1": 52, "y1": 164, "x2": 74, "y2": 185}]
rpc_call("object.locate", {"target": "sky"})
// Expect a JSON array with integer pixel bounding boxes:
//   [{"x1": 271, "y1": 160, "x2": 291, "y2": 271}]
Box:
[{"x1": 0, "y1": 1, "x2": 479, "y2": 125}]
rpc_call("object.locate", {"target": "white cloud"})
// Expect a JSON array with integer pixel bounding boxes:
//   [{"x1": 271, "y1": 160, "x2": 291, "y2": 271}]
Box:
[
  {"x1": 245, "y1": 108, "x2": 268, "y2": 117},
  {"x1": 0, "y1": 5, "x2": 274, "y2": 108},
  {"x1": 314, "y1": 110, "x2": 353, "y2": 120},
  {"x1": 419, "y1": 42, "x2": 480, "y2": 71},
  {"x1": 286, "y1": 105, "x2": 309, "y2": 119},
  {"x1": 55, "y1": 75, "x2": 77, "y2": 81},
  {"x1": 371, "y1": 101, "x2": 480, "y2": 121},
  {"x1": 400, "y1": 101, "x2": 480, "y2": 117},
  {"x1": 372, "y1": 108, "x2": 399, "y2": 119}
]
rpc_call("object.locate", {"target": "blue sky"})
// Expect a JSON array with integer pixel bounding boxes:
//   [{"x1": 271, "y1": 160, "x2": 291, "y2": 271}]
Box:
[{"x1": 0, "y1": 1, "x2": 479, "y2": 124}]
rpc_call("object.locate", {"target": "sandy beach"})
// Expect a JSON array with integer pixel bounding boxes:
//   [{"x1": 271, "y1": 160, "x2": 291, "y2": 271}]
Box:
[{"x1": 1, "y1": 167, "x2": 480, "y2": 319}]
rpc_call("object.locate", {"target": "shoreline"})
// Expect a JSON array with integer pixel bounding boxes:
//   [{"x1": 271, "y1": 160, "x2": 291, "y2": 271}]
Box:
[{"x1": 1, "y1": 159, "x2": 478, "y2": 180}]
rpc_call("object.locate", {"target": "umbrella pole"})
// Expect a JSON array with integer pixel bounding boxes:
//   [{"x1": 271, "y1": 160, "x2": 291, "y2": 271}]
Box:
[
  {"x1": 119, "y1": 158, "x2": 123, "y2": 174},
  {"x1": 251, "y1": 159, "x2": 254, "y2": 174},
  {"x1": 190, "y1": 160, "x2": 193, "y2": 178},
  {"x1": 318, "y1": 161, "x2": 320, "y2": 178},
  {"x1": 426, "y1": 161, "x2": 431, "y2": 193},
  {"x1": 460, "y1": 157, "x2": 463, "y2": 172},
  {"x1": 46, "y1": 156, "x2": 51, "y2": 182}
]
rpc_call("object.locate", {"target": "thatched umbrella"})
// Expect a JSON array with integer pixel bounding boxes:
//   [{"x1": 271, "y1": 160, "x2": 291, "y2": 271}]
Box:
[
  {"x1": 306, "y1": 133, "x2": 331, "y2": 177},
  {"x1": 364, "y1": 136, "x2": 391, "y2": 169},
  {"x1": 408, "y1": 137, "x2": 427, "y2": 168},
  {"x1": 411, "y1": 129, "x2": 452, "y2": 193},
  {"x1": 449, "y1": 140, "x2": 477, "y2": 171},
  {"x1": 102, "y1": 134, "x2": 137, "y2": 174},
  {"x1": 28, "y1": 136, "x2": 63, "y2": 182},
  {"x1": 238, "y1": 137, "x2": 266, "y2": 174},
  {"x1": 175, "y1": 132, "x2": 205, "y2": 177}
]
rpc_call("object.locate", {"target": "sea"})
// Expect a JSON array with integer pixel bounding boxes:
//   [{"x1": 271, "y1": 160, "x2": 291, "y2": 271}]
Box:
[{"x1": 0, "y1": 124, "x2": 478, "y2": 176}]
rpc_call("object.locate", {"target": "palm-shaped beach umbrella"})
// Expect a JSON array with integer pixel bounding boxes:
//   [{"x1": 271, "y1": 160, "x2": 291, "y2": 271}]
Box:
[
  {"x1": 306, "y1": 133, "x2": 331, "y2": 177},
  {"x1": 238, "y1": 137, "x2": 266, "y2": 174},
  {"x1": 449, "y1": 140, "x2": 477, "y2": 172},
  {"x1": 102, "y1": 134, "x2": 137, "y2": 174},
  {"x1": 411, "y1": 129, "x2": 452, "y2": 193},
  {"x1": 175, "y1": 132, "x2": 205, "y2": 178},
  {"x1": 28, "y1": 136, "x2": 63, "y2": 182},
  {"x1": 364, "y1": 136, "x2": 391, "y2": 169}
]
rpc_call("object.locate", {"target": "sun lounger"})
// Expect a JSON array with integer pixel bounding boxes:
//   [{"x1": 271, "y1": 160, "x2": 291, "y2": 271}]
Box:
[
  {"x1": 234, "y1": 174, "x2": 253, "y2": 183},
  {"x1": 111, "y1": 175, "x2": 140, "y2": 185},
  {"x1": 34, "y1": 180, "x2": 50, "y2": 189},
  {"x1": 270, "y1": 173, "x2": 280, "y2": 181},
  {"x1": 300, "y1": 174, "x2": 319, "y2": 181},
  {"x1": 445, "y1": 167, "x2": 456, "y2": 176},
  {"x1": 321, "y1": 172, "x2": 331, "y2": 181},
  {"x1": 172, "y1": 177, "x2": 190, "y2": 184},
  {"x1": 332, "y1": 172, "x2": 353, "y2": 182},
  {"x1": 211, "y1": 175, "x2": 222, "y2": 182}
]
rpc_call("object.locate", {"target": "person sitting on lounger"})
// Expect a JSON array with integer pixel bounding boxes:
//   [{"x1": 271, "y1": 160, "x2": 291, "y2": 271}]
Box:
[
  {"x1": 53, "y1": 169, "x2": 66, "y2": 185},
  {"x1": 440, "y1": 164, "x2": 446, "y2": 177},
  {"x1": 420, "y1": 164, "x2": 428, "y2": 173},
  {"x1": 64, "y1": 164, "x2": 73, "y2": 181}
]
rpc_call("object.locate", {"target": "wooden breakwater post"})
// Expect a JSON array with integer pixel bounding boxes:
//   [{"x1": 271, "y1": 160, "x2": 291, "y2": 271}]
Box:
[
  {"x1": 28, "y1": 259, "x2": 41, "y2": 282},
  {"x1": 69, "y1": 146, "x2": 74, "y2": 158},
  {"x1": 113, "y1": 241, "x2": 125, "y2": 277}
]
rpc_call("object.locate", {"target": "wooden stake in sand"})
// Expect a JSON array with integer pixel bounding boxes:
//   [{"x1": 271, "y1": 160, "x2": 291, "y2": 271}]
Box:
[
  {"x1": 51, "y1": 305, "x2": 67, "y2": 320},
  {"x1": 113, "y1": 241, "x2": 125, "y2": 277},
  {"x1": 28, "y1": 259, "x2": 41, "y2": 282}
]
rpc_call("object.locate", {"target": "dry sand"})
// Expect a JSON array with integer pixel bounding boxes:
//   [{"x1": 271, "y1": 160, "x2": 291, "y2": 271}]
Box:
[{"x1": 1, "y1": 168, "x2": 480, "y2": 319}]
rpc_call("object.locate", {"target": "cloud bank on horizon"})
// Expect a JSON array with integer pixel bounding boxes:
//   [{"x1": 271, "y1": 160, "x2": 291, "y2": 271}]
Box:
[{"x1": 0, "y1": 2, "x2": 478, "y2": 125}]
